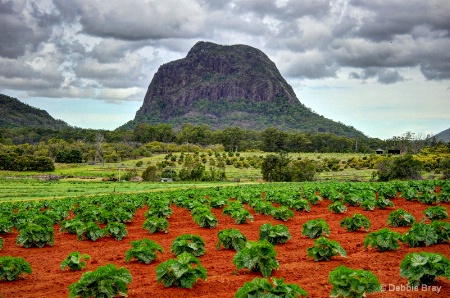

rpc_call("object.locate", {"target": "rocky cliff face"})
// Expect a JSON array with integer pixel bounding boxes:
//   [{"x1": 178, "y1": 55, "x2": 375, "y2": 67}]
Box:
[{"x1": 125, "y1": 41, "x2": 365, "y2": 138}]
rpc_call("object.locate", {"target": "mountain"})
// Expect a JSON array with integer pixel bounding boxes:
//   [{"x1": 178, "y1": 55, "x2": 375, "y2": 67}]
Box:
[
  {"x1": 121, "y1": 41, "x2": 366, "y2": 138},
  {"x1": 0, "y1": 94, "x2": 68, "y2": 129},
  {"x1": 435, "y1": 128, "x2": 450, "y2": 143}
]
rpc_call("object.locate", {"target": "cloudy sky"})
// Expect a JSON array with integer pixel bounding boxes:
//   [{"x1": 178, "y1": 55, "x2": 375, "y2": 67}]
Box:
[{"x1": 1, "y1": 0, "x2": 449, "y2": 139}]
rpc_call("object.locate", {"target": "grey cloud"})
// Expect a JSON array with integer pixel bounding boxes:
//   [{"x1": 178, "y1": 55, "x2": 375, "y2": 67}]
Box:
[{"x1": 349, "y1": 67, "x2": 405, "y2": 84}]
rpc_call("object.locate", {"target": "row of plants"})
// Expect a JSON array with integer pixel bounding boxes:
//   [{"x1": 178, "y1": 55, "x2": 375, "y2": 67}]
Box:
[{"x1": 3, "y1": 250, "x2": 449, "y2": 298}]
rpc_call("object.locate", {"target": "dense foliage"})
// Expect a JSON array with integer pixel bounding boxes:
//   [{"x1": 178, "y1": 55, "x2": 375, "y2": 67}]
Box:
[
  {"x1": 259, "y1": 223, "x2": 292, "y2": 245},
  {"x1": 125, "y1": 238, "x2": 164, "y2": 264},
  {"x1": 216, "y1": 228, "x2": 247, "y2": 251},
  {"x1": 400, "y1": 252, "x2": 450, "y2": 287},
  {"x1": 233, "y1": 240, "x2": 279, "y2": 277},
  {"x1": 363, "y1": 228, "x2": 400, "y2": 252},
  {"x1": 0, "y1": 256, "x2": 32, "y2": 281},
  {"x1": 328, "y1": 265, "x2": 381, "y2": 298},
  {"x1": 302, "y1": 219, "x2": 330, "y2": 238},
  {"x1": 307, "y1": 237, "x2": 347, "y2": 261},
  {"x1": 340, "y1": 214, "x2": 371, "y2": 232},
  {"x1": 170, "y1": 234, "x2": 206, "y2": 257},
  {"x1": 234, "y1": 277, "x2": 308, "y2": 298},
  {"x1": 156, "y1": 252, "x2": 207, "y2": 288},
  {"x1": 68, "y1": 264, "x2": 132, "y2": 298}
]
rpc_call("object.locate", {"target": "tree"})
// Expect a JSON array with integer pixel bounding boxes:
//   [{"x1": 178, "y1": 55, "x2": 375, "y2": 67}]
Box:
[
  {"x1": 261, "y1": 152, "x2": 292, "y2": 182},
  {"x1": 142, "y1": 165, "x2": 159, "y2": 181},
  {"x1": 289, "y1": 158, "x2": 316, "y2": 181},
  {"x1": 377, "y1": 154, "x2": 422, "y2": 181}
]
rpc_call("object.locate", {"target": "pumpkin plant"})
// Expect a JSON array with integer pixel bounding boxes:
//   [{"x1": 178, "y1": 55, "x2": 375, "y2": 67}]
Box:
[
  {"x1": 60, "y1": 252, "x2": 91, "y2": 271},
  {"x1": 307, "y1": 237, "x2": 347, "y2": 261},
  {"x1": 258, "y1": 223, "x2": 292, "y2": 245},
  {"x1": 0, "y1": 256, "x2": 32, "y2": 281},
  {"x1": 170, "y1": 234, "x2": 206, "y2": 256},
  {"x1": 340, "y1": 214, "x2": 371, "y2": 232},
  {"x1": 235, "y1": 277, "x2": 308, "y2": 298},
  {"x1": 363, "y1": 228, "x2": 400, "y2": 252},
  {"x1": 216, "y1": 228, "x2": 247, "y2": 251},
  {"x1": 156, "y1": 252, "x2": 207, "y2": 288},
  {"x1": 125, "y1": 238, "x2": 164, "y2": 264},
  {"x1": 328, "y1": 265, "x2": 381, "y2": 298},
  {"x1": 233, "y1": 240, "x2": 279, "y2": 277},
  {"x1": 302, "y1": 218, "x2": 330, "y2": 239}
]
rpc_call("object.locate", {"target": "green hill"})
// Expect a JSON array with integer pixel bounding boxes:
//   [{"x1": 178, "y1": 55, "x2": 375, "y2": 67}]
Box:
[{"x1": 0, "y1": 94, "x2": 68, "y2": 129}]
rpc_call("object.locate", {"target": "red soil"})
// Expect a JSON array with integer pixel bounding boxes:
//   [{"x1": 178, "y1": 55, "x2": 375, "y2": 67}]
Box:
[{"x1": 1, "y1": 196, "x2": 449, "y2": 298}]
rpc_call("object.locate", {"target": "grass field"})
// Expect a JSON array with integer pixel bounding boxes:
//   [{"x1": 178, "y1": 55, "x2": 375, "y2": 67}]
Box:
[{"x1": 0, "y1": 152, "x2": 438, "y2": 202}]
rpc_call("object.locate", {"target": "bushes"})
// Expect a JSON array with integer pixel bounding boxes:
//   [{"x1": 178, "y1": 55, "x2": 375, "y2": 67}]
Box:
[
  {"x1": 400, "y1": 252, "x2": 450, "y2": 287},
  {"x1": 0, "y1": 153, "x2": 54, "y2": 171},
  {"x1": 0, "y1": 256, "x2": 32, "y2": 281},
  {"x1": 377, "y1": 154, "x2": 422, "y2": 181},
  {"x1": 233, "y1": 240, "x2": 279, "y2": 277},
  {"x1": 156, "y1": 252, "x2": 207, "y2": 288},
  {"x1": 68, "y1": 264, "x2": 132, "y2": 298}
]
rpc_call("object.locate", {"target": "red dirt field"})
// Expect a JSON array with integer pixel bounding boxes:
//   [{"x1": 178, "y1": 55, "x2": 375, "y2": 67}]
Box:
[{"x1": 1, "y1": 196, "x2": 449, "y2": 298}]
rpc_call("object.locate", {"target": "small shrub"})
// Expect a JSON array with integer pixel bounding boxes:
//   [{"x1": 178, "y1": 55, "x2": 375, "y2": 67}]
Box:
[
  {"x1": 386, "y1": 208, "x2": 416, "y2": 227},
  {"x1": 156, "y1": 252, "x2": 207, "y2": 288},
  {"x1": 271, "y1": 207, "x2": 295, "y2": 221},
  {"x1": 400, "y1": 252, "x2": 450, "y2": 287},
  {"x1": 417, "y1": 190, "x2": 439, "y2": 205},
  {"x1": 360, "y1": 199, "x2": 376, "y2": 211},
  {"x1": 375, "y1": 197, "x2": 394, "y2": 209},
  {"x1": 216, "y1": 229, "x2": 247, "y2": 251},
  {"x1": 291, "y1": 199, "x2": 311, "y2": 212},
  {"x1": 431, "y1": 220, "x2": 450, "y2": 243},
  {"x1": 0, "y1": 256, "x2": 32, "y2": 281},
  {"x1": 258, "y1": 223, "x2": 292, "y2": 245},
  {"x1": 16, "y1": 223, "x2": 55, "y2": 248},
  {"x1": 142, "y1": 216, "x2": 169, "y2": 234},
  {"x1": 60, "y1": 252, "x2": 91, "y2": 271},
  {"x1": 302, "y1": 219, "x2": 330, "y2": 239},
  {"x1": 400, "y1": 222, "x2": 438, "y2": 247},
  {"x1": 170, "y1": 234, "x2": 206, "y2": 256},
  {"x1": 234, "y1": 277, "x2": 308, "y2": 298},
  {"x1": 78, "y1": 222, "x2": 105, "y2": 241},
  {"x1": 328, "y1": 265, "x2": 381, "y2": 298},
  {"x1": 363, "y1": 228, "x2": 400, "y2": 252},
  {"x1": 105, "y1": 222, "x2": 128, "y2": 241},
  {"x1": 423, "y1": 206, "x2": 448, "y2": 221},
  {"x1": 191, "y1": 207, "x2": 218, "y2": 228},
  {"x1": 252, "y1": 201, "x2": 275, "y2": 215},
  {"x1": 307, "y1": 237, "x2": 347, "y2": 261},
  {"x1": 60, "y1": 219, "x2": 85, "y2": 235},
  {"x1": 340, "y1": 214, "x2": 371, "y2": 232},
  {"x1": 0, "y1": 218, "x2": 14, "y2": 234},
  {"x1": 328, "y1": 201, "x2": 347, "y2": 214},
  {"x1": 233, "y1": 240, "x2": 279, "y2": 277},
  {"x1": 125, "y1": 238, "x2": 164, "y2": 264},
  {"x1": 68, "y1": 264, "x2": 132, "y2": 298}
]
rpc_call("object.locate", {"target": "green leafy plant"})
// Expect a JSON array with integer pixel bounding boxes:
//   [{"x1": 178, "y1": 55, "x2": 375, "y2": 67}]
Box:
[
  {"x1": 156, "y1": 252, "x2": 207, "y2": 288},
  {"x1": 360, "y1": 198, "x2": 376, "y2": 211},
  {"x1": 328, "y1": 201, "x2": 347, "y2": 213},
  {"x1": 60, "y1": 219, "x2": 86, "y2": 235},
  {"x1": 0, "y1": 237, "x2": 3, "y2": 250},
  {"x1": 60, "y1": 252, "x2": 91, "y2": 271},
  {"x1": 235, "y1": 277, "x2": 308, "y2": 298},
  {"x1": 431, "y1": 220, "x2": 450, "y2": 243},
  {"x1": 16, "y1": 223, "x2": 55, "y2": 248},
  {"x1": 224, "y1": 202, "x2": 254, "y2": 224},
  {"x1": 423, "y1": 206, "x2": 448, "y2": 221},
  {"x1": 291, "y1": 199, "x2": 311, "y2": 212},
  {"x1": 386, "y1": 208, "x2": 416, "y2": 227},
  {"x1": 233, "y1": 240, "x2": 279, "y2": 277},
  {"x1": 400, "y1": 222, "x2": 438, "y2": 247},
  {"x1": 340, "y1": 214, "x2": 371, "y2": 232},
  {"x1": 30, "y1": 214, "x2": 54, "y2": 228},
  {"x1": 68, "y1": 264, "x2": 132, "y2": 298},
  {"x1": 170, "y1": 234, "x2": 206, "y2": 256},
  {"x1": 271, "y1": 207, "x2": 295, "y2": 221},
  {"x1": 417, "y1": 190, "x2": 439, "y2": 204},
  {"x1": 363, "y1": 228, "x2": 400, "y2": 252},
  {"x1": 302, "y1": 218, "x2": 330, "y2": 239},
  {"x1": 400, "y1": 252, "x2": 450, "y2": 287},
  {"x1": 253, "y1": 201, "x2": 275, "y2": 215},
  {"x1": 375, "y1": 197, "x2": 394, "y2": 209},
  {"x1": 216, "y1": 228, "x2": 247, "y2": 251},
  {"x1": 125, "y1": 238, "x2": 164, "y2": 264},
  {"x1": 307, "y1": 237, "x2": 347, "y2": 261},
  {"x1": 78, "y1": 222, "x2": 105, "y2": 241},
  {"x1": 0, "y1": 256, "x2": 32, "y2": 281},
  {"x1": 191, "y1": 208, "x2": 218, "y2": 228},
  {"x1": 145, "y1": 205, "x2": 173, "y2": 218},
  {"x1": 142, "y1": 216, "x2": 169, "y2": 234},
  {"x1": 0, "y1": 218, "x2": 14, "y2": 234},
  {"x1": 259, "y1": 223, "x2": 292, "y2": 245},
  {"x1": 105, "y1": 222, "x2": 128, "y2": 241},
  {"x1": 328, "y1": 265, "x2": 381, "y2": 298}
]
